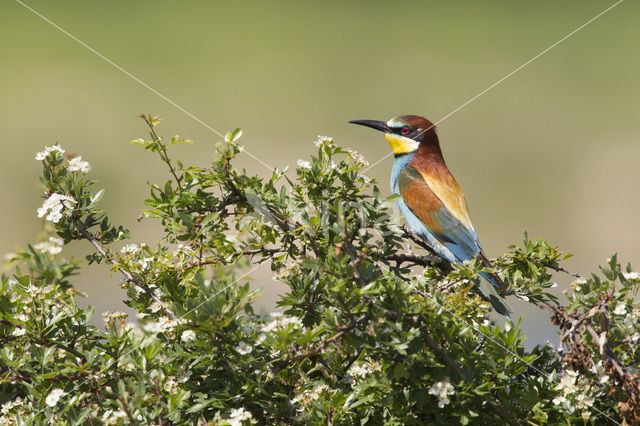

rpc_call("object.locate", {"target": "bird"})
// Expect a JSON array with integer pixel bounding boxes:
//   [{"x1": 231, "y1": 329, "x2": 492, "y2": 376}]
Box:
[{"x1": 349, "y1": 115, "x2": 511, "y2": 317}]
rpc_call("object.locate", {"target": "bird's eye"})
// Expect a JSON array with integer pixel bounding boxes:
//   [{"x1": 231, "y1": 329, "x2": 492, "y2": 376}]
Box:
[{"x1": 401, "y1": 127, "x2": 410, "y2": 135}]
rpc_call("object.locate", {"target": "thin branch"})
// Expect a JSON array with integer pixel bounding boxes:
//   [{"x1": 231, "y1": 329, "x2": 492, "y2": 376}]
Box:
[
  {"x1": 544, "y1": 263, "x2": 582, "y2": 279},
  {"x1": 140, "y1": 114, "x2": 182, "y2": 185},
  {"x1": 386, "y1": 253, "x2": 449, "y2": 270},
  {"x1": 78, "y1": 226, "x2": 173, "y2": 315}
]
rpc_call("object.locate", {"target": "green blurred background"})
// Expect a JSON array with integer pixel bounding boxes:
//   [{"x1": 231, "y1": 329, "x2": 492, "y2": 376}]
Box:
[{"x1": 1, "y1": 0, "x2": 638, "y2": 345}]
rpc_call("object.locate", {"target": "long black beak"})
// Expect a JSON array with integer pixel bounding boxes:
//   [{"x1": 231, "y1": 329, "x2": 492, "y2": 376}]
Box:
[{"x1": 348, "y1": 119, "x2": 389, "y2": 133}]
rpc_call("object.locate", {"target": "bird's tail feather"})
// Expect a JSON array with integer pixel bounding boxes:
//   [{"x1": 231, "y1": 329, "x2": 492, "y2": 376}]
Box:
[{"x1": 477, "y1": 272, "x2": 512, "y2": 319}]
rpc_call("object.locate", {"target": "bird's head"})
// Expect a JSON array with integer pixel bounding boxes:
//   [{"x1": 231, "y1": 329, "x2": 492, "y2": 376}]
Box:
[{"x1": 349, "y1": 115, "x2": 437, "y2": 156}]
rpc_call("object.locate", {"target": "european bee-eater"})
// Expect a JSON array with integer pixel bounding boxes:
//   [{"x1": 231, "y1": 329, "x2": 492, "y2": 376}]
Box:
[{"x1": 349, "y1": 115, "x2": 511, "y2": 317}]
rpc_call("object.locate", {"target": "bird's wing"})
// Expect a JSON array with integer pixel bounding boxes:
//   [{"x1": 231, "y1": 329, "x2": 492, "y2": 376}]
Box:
[{"x1": 397, "y1": 165, "x2": 480, "y2": 263}]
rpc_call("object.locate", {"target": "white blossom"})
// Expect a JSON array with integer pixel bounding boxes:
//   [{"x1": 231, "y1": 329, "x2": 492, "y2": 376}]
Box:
[
  {"x1": 163, "y1": 376, "x2": 178, "y2": 393},
  {"x1": 137, "y1": 257, "x2": 154, "y2": 270},
  {"x1": 552, "y1": 395, "x2": 568, "y2": 406},
  {"x1": 173, "y1": 243, "x2": 194, "y2": 256},
  {"x1": 224, "y1": 407, "x2": 254, "y2": 426},
  {"x1": 37, "y1": 193, "x2": 76, "y2": 223},
  {"x1": 590, "y1": 361, "x2": 610, "y2": 385},
  {"x1": 296, "y1": 159, "x2": 311, "y2": 170},
  {"x1": 144, "y1": 316, "x2": 186, "y2": 334},
  {"x1": 1, "y1": 397, "x2": 23, "y2": 414},
  {"x1": 555, "y1": 370, "x2": 579, "y2": 394},
  {"x1": 102, "y1": 311, "x2": 127, "y2": 325},
  {"x1": 314, "y1": 135, "x2": 334, "y2": 147},
  {"x1": 149, "y1": 301, "x2": 164, "y2": 313},
  {"x1": 27, "y1": 284, "x2": 41, "y2": 297},
  {"x1": 120, "y1": 244, "x2": 140, "y2": 254},
  {"x1": 45, "y1": 388, "x2": 65, "y2": 407},
  {"x1": 428, "y1": 379, "x2": 455, "y2": 408},
  {"x1": 235, "y1": 341, "x2": 253, "y2": 355},
  {"x1": 101, "y1": 409, "x2": 127, "y2": 424},
  {"x1": 623, "y1": 271, "x2": 640, "y2": 280},
  {"x1": 260, "y1": 312, "x2": 303, "y2": 333},
  {"x1": 67, "y1": 156, "x2": 91, "y2": 173},
  {"x1": 11, "y1": 328, "x2": 25, "y2": 337},
  {"x1": 292, "y1": 384, "x2": 329, "y2": 406},
  {"x1": 613, "y1": 303, "x2": 627, "y2": 316},
  {"x1": 571, "y1": 278, "x2": 587, "y2": 292},
  {"x1": 35, "y1": 144, "x2": 65, "y2": 161},
  {"x1": 347, "y1": 148, "x2": 369, "y2": 166},
  {"x1": 553, "y1": 369, "x2": 595, "y2": 413},
  {"x1": 33, "y1": 237, "x2": 64, "y2": 255},
  {"x1": 181, "y1": 329, "x2": 197, "y2": 342},
  {"x1": 348, "y1": 360, "x2": 381, "y2": 379}
]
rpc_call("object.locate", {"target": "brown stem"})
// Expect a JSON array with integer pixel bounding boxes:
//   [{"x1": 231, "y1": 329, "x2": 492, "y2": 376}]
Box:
[
  {"x1": 543, "y1": 263, "x2": 582, "y2": 278},
  {"x1": 386, "y1": 253, "x2": 449, "y2": 271}
]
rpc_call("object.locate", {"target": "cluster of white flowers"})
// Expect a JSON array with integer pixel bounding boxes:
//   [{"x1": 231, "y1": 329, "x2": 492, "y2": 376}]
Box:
[
  {"x1": 137, "y1": 257, "x2": 155, "y2": 270},
  {"x1": 1, "y1": 397, "x2": 24, "y2": 415},
  {"x1": 181, "y1": 329, "x2": 197, "y2": 342},
  {"x1": 219, "y1": 407, "x2": 255, "y2": 426},
  {"x1": 37, "y1": 193, "x2": 76, "y2": 223},
  {"x1": 120, "y1": 244, "x2": 140, "y2": 254},
  {"x1": 296, "y1": 159, "x2": 311, "y2": 170},
  {"x1": 148, "y1": 301, "x2": 164, "y2": 313},
  {"x1": 552, "y1": 369, "x2": 595, "y2": 416},
  {"x1": 590, "y1": 361, "x2": 610, "y2": 385},
  {"x1": 11, "y1": 327, "x2": 26, "y2": 337},
  {"x1": 26, "y1": 284, "x2": 42, "y2": 297},
  {"x1": 45, "y1": 388, "x2": 65, "y2": 407},
  {"x1": 173, "y1": 243, "x2": 194, "y2": 257},
  {"x1": 348, "y1": 360, "x2": 382, "y2": 379},
  {"x1": 622, "y1": 306, "x2": 640, "y2": 338},
  {"x1": 347, "y1": 148, "x2": 369, "y2": 166},
  {"x1": 35, "y1": 144, "x2": 65, "y2": 161},
  {"x1": 163, "y1": 376, "x2": 179, "y2": 393},
  {"x1": 292, "y1": 384, "x2": 329, "y2": 407},
  {"x1": 33, "y1": 237, "x2": 64, "y2": 255},
  {"x1": 102, "y1": 310, "x2": 128, "y2": 325},
  {"x1": 273, "y1": 262, "x2": 298, "y2": 281},
  {"x1": 101, "y1": 409, "x2": 127, "y2": 425},
  {"x1": 143, "y1": 316, "x2": 187, "y2": 334},
  {"x1": 235, "y1": 341, "x2": 253, "y2": 355},
  {"x1": 570, "y1": 277, "x2": 587, "y2": 292},
  {"x1": 260, "y1": 312, "x2": 303, "y2": 333},
  {"x1": 67, "y1": 156, "x2": 91, "y2": 173},
  {"x1": 623, "y1": 271, "x2": 640, "y2": 280},
  {"x1": 314, "y1": 135, "x2": 334, "y2": 147},
  {"x1": 613, "y1": 303, "x2": 627, "y2": 316},
  {"x1": 428, "y1": 379, "x2": 455, "y2": 408}
]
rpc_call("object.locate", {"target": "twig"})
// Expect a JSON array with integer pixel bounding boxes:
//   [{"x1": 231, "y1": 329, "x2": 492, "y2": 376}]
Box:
[
  {"x1": 140, "y1": 114, "x2": 182, "y2": 186},
  {"x1": 544, "y1": 263, "x2": 582, "y2": 279},
  {"x1": 78, "y1": 226, "x2": 173, "y2": 316},
  {"x1": 386, "y1": 253, "x2": 449, "y2": 270}
]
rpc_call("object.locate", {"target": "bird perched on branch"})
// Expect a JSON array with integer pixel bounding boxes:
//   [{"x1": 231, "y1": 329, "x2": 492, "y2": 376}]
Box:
[{"x1": 349, "y1": 115, "x2": 511, "y2": 317}]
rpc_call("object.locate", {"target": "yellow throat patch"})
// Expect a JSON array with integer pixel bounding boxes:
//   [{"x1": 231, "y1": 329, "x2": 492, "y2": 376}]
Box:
[{"x1": 385, "y1": 133, "x2": 420, "y2": 155}]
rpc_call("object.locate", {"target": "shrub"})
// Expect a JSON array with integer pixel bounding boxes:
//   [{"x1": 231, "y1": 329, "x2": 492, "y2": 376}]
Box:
[{"x1": 1, "y1": 115, "x2": 638, "y2": 424}]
